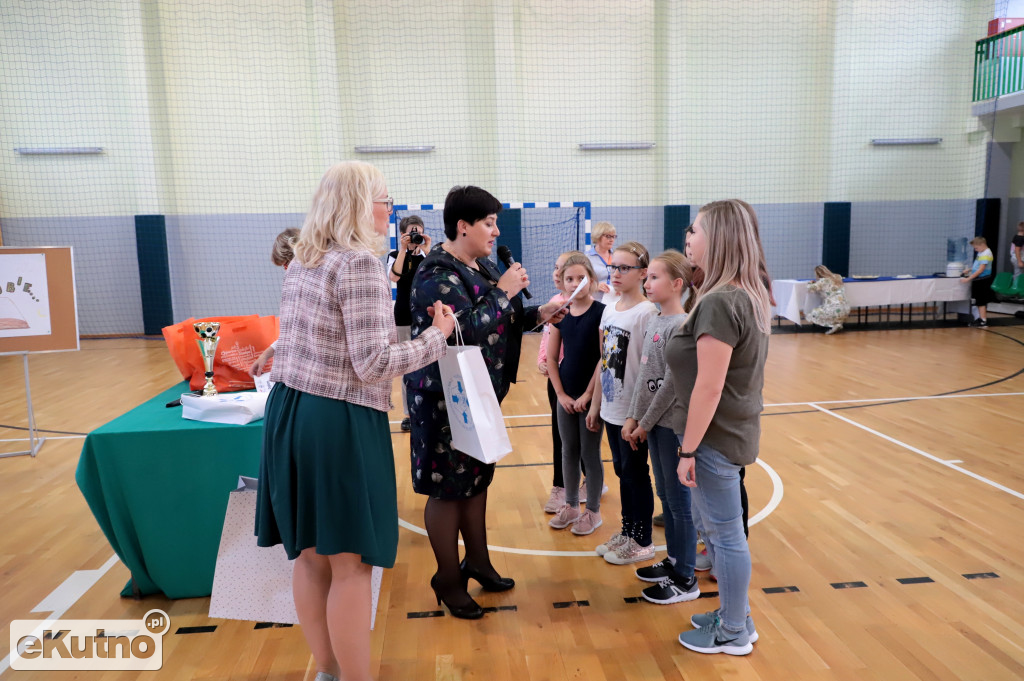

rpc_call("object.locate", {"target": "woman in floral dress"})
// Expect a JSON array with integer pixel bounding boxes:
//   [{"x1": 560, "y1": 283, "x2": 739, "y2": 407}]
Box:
[
  {"x1": 405, "y1": 185, "x2": 566, "y2": 619},
  {"x1": 805, "y1": 265, "x2": 849, "y2": 334}
]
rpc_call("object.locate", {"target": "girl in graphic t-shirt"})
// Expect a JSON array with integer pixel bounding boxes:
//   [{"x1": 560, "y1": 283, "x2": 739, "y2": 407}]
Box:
[{"x1": 586, "y1": 242, "x2": 658, "y2": 565}]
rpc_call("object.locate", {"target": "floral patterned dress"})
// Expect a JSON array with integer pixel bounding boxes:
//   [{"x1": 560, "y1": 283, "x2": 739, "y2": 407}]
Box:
[
  {"x1": 805, "y1": 276, "x2": 850, "y2": 328},
  {"x1": 405, "y1": 246, "x2": 541, "y2": 499}
]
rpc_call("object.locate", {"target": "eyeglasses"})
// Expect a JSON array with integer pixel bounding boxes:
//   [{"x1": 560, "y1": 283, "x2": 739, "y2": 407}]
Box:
[
  {"x1": 374, "y1": 196, "x2": 394, "y2": 212},
  {"x1": 608, "y1": 264, "x2": 645, "y2": 273}
]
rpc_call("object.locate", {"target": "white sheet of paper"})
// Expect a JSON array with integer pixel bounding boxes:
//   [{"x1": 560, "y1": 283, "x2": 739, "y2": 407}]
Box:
[
  {"x1": 254, "y1": 373, "x2": 275, "y2": 393},
  {"x1": 551, "y1": 276, "x2": 589, "y2": 316},
  {"x1": 532, "y1": 276, "x2": 588, "y2": 331}
]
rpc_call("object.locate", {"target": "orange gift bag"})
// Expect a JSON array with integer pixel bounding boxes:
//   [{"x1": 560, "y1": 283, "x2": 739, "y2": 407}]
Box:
[{"x1": 162, "y1": 315, "x2": 279, "y2": 393}]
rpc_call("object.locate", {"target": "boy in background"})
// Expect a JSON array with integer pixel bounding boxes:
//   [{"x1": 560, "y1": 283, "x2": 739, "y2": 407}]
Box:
[{"x1": 962, "y1": 236, "x2": 994, "y2": 328}]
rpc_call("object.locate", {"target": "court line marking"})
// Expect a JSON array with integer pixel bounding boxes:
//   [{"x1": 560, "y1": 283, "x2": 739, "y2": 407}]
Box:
[
  {"x1": 0, "y1": 554, "x2": 119, "y2": 678},
  {"x1": 808, "y1": 403, "x2": 1024, "y2": 501},
  {"x1": 388, "y1": 390, "x2": 1024, "y2": 424},
  {"x1": 766, "y1": 391, "x2": 1024, "y2": 408},
  {"x1": 398, "y1": 458, "x2": 783, "y2": 557}
]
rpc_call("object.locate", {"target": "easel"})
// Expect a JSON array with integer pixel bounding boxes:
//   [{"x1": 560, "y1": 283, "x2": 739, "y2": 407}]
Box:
[
  {"x1": 1, "y1": 246, "x2": 79, "y2": 458},
  {"x1": 0, "y1": 352, "x2": 45, "y2": 458}
]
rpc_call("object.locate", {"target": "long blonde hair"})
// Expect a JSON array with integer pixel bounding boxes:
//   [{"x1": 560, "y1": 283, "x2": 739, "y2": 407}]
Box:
[
  {"x1": 293, "y1": 161, "x2": 386, "y2": 267},
  {"x1": 560, "y1": 251, "x2": 600, "y2": 294},
  {"x1": 691, "y1": 200, "x2": 772, "y2": 334},
  {"x1": 814, "y1": 265, "x2": 842, "y2": 285}
]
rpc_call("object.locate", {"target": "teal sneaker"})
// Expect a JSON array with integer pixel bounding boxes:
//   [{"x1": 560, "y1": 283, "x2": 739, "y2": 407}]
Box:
[
  {"x1": 689, "y1": 609, "x2": 758, "y2": 643},
  {"x1": 678, "y1": 614, "x2": 752, "y2": 655}
]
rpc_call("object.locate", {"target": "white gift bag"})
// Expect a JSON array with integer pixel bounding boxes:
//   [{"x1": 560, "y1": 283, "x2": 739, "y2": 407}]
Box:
[
  {"x1": 209, "y1": 477, "x2": 383, "y2": 628},
  {"x1": 437, "y1": 322, "x2": 513, "y2": 464},
  {"x1": 181, "y1": 391, "x2": 269, "y2": 425}
]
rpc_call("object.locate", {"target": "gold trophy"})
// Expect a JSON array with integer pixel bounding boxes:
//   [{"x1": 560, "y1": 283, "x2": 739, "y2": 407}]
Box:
[{"x1": 193, "y1": 322, "x2": 221, "y2": 396}]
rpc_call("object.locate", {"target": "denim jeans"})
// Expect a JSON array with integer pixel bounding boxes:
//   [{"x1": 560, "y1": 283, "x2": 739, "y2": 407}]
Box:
[
  {"x1": 648, "y1": 425, "x2": 697, "y2": 578},
  {"x1": 689, "y1": 443, "x2": 751, "y2": 635},
  {"x1": 605, "y1": 422, "x2": 654, "y2": 546}
]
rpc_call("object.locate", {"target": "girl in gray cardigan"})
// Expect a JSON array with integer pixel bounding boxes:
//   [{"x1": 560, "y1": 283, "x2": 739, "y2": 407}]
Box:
[{"x1": 622, "y1": 250, "x2": 700, "y2": 605}]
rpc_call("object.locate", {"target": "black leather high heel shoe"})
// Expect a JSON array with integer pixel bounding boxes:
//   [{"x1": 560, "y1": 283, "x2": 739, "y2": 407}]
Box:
[
  {"x1": 430, "y1": 575, "x2": 484, "y2": 620},
  {"x1": 460, "y1": 558, "x2": 515, "y2": 592}
]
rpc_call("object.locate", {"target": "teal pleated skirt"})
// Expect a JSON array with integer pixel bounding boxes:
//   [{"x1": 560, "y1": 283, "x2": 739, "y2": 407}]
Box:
[{"x1": 255, "y1": 383, "x2": 398, "y2": 567}]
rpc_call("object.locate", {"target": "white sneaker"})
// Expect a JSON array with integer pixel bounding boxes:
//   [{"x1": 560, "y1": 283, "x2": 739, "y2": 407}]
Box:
[
  {"x1": 604, "y1": 538, "x2": 656, "y2": 565},
  {"x1": 549, "y1": 504, "x2": 581, "y2": 529},
  {"x1": 595, "y1": 532, "x2": 627, "y2": 556}
]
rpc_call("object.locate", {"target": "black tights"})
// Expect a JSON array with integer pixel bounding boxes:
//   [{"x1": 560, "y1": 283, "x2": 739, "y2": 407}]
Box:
[{"x1": 424, "y1": 490, "x2": 499, "y2": 606}]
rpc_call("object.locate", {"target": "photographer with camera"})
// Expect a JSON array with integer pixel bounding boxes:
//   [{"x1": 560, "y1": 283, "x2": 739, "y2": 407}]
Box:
[{"x1": 387, "y1": 215, "x2": 432, "y2": 431}]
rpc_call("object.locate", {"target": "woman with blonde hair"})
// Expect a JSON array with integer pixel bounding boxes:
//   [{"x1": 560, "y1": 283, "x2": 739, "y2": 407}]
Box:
[
  {"x1": 805, "y1": 265, "x2": 849, "y2": 335},
  {"x1": 586, "y1": 221, "x2": 617, "y2": 300},
  {"x1": 256, "y1": 161, "x2": 456, "y2": 681},
  {"x1": 666, "y1": 199, "x2": 771, "y2": 656}
]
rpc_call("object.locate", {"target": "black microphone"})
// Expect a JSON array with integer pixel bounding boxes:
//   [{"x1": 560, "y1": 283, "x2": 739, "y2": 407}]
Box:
[{"x1": 496, "y1": 245, "x2": 532, "y2": 299}]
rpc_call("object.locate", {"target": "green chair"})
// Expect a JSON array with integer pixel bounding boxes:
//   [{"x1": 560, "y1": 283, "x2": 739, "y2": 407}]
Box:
[
  {"x1": 991, "y1": 272, "x2": 1014, "y2": 296},
  {"x1": 1010, "y1": 274, "x2": 1024, "y2": 299}
]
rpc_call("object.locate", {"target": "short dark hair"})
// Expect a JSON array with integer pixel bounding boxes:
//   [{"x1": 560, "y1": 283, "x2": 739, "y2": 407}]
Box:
[
  {"x1": 442, "y1": 186, "x2": 502, "y2": 240},
  {"x1": 399, "y1": 215, "x2": 424, "y2": 234}
]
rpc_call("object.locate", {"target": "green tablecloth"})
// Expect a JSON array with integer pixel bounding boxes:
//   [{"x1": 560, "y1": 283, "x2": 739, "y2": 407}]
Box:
[{"x1": 76, "y1": 382, "x2": 264, "y2": 599}]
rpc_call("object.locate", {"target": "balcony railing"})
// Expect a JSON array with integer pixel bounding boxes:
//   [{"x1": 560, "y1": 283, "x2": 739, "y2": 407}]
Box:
[{"x1": 974, "y1": 24, "x2": 1024, "y2": 101}]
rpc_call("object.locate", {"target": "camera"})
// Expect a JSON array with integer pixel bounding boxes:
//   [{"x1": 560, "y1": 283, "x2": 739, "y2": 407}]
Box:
[{"x1": 409, "y1": 233, "x2": 424, "y2": 245}]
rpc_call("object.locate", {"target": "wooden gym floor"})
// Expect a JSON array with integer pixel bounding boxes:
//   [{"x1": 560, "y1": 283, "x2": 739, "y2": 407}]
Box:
[{"x1": 0, "y1": 325, "x2": 1022, "y2": 680}]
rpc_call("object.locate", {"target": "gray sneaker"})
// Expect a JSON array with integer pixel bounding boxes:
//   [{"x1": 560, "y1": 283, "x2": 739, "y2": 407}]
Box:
[
  {"x1": 695, "y1": 548, "x2": 712, "y2": 572},
  {"x1": 678, "y1": 613, "x2": 752, "y2": 655},
  {"x1": 690, "y1": 609, "x2": 758, "y2": 643}
]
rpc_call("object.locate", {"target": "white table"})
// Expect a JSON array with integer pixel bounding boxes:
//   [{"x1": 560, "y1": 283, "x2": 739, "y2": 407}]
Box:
[{"x1": 772, "y1": 277, "x2": 971, "y2": 325}]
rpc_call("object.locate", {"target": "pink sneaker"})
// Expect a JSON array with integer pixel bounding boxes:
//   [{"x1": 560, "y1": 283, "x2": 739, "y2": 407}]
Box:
[
  {"x1": 544, "y1": 487, "x2": 565, "y2": 514},
  {"x1": 549, "y1": 504, "x2": 581, "y2": 529},
  {"x1": 571, "y1": 509, "x2": 602, "y2": 535}
]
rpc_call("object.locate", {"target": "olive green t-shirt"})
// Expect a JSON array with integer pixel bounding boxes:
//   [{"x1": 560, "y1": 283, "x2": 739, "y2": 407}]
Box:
[{"x1": 663, "y1": 286, "x2": 769, "y2": 466}]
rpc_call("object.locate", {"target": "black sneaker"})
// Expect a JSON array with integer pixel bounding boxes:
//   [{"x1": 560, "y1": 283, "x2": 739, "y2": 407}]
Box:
[
  {"x1": 653, "y1": 512, "x2": 665, "y2": 527},
  {"x1": 635, "y1": 558, "x2": 674, "y2": 583},
  {"x1": 401, "y1": 417, "x2": 411, "y2": 432},
  {"x1": 642, "y1": 574, "x2": 700, "y2": 604},
  {"x1": 968, "y1": 318, "x2": 988, "y2": 328}
]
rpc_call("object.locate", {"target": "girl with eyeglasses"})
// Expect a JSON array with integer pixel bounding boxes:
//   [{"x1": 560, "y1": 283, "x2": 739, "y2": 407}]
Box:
[{"x1": 586, "y1": 241, "x2": 658, "y2": 565}]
